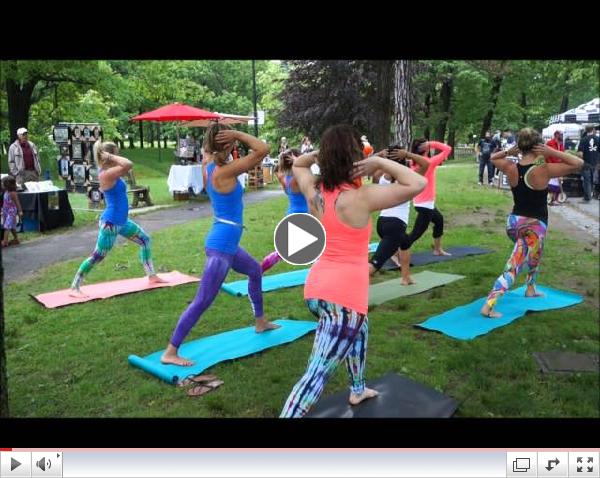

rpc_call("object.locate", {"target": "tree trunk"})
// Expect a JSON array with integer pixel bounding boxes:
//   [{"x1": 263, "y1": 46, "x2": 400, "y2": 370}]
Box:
[
  {"x1": 114, "y1": 138, "x2": 124, "y2": 149},
  {"x1": 157, "y1": 124, "x2": 161, "y2": 150},
  {"x1": 434, "y1": 75, "x2": 453, "y2": 142},
  {"x1": 138, "y1": 110, "x2": 144, "y2": 149},
  {"x1": 128, "y1": 136, "x2": 135, "y2": 149},
  {"x1": 392, "y1": 60, "x2": 413, "y2": 147},
  {"x1": 423, "y1": 93, "x2": 432, "y2": 140},
  {"x1": 559, "y1": 94, "x2": 568, "y2": 113},
  {"x1": 0, "y1": 244, "x2": 8, "y2": 417},
  {"x1": 6, "y1": 78, "x2": 37, "y2": 143},
  {"x1": 479, "y1": 74, "x2": 504, "y2": 139},
  {"x1": 163, "y1": 135, "x2": 167, "y2": 149},
  {"x1": 373, "y1": 61, "x2": 394, "y2": 150},
  {"x1": 447, "y1": 124, "x2": 456, "y2": 160},
  {"x1": 148, "y1": 123, "x2": 155, "y2": 148},
  {"x1": 520, "y1": 92, "x2": 528, "y2": 125}
]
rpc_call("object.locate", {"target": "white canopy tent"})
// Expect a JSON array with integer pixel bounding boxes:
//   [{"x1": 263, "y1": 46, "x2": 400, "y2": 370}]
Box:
[
  {"x1": 549, "y1": 97, "x2": 599, "y2": 125},
  {"x1": 542, "y1": 123, "x2": 584, "y2": 142}
]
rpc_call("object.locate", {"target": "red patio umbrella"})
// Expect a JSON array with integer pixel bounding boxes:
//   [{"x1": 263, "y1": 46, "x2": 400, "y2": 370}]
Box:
[
  {"x1": 131, "y1": 103, "x2": 221, "y2": 122},
  {"x1": 131, "y1": 103, "x2": 222, "y2": 160}
]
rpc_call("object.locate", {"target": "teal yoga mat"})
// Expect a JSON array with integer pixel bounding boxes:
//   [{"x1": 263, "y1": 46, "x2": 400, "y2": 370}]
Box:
[
  {"x1": 128, "y1": 319, "x2": 317, "y2": 384},
  {"x1": 416, "y1": 285, "x2": 583, "y2": 340},
  {"x1": 222, "y1": 269, "x2": 309, "y2": 296},
  {"x1": 223, "y1": 244, "x2": 379, "y2": 296}
]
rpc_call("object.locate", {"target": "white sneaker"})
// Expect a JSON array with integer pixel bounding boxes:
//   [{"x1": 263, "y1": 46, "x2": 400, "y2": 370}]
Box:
[{"x1": 478, "y1": 181, "x2": 483, "y2": 186}]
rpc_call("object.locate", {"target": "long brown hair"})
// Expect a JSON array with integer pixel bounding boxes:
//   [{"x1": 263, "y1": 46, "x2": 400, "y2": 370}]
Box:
[
  {"x1": 317, "y1": 124, "x2": 363, "y2": 191},
  {"x1": 203, "y1": 122, "x2": 233, "y2": 166}
]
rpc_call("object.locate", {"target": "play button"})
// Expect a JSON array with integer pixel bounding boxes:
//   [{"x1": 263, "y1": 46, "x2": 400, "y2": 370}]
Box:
[
  {"x1": 11, "y1": 458, "x2": 21, "y2": 471},
  {"x1": 274, "y1": 213, "x2": 326, "y2": 265}
]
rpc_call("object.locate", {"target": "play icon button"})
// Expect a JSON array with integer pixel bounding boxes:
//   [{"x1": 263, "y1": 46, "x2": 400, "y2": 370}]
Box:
[
  {"x1": 274, "y1": 213, "x2": 326, "y2": 265},
  {"x1": 11, "y1": 458, "x2": 21, "y2": 471}
]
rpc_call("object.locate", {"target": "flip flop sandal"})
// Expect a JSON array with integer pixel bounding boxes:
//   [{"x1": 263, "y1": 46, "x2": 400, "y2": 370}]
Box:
[
  {"x1": 187, "y1": 379, "x2": 224, "y2": 397},
  {"x1": 177, "y1": 374, "x2": 218, "y2": 388}
]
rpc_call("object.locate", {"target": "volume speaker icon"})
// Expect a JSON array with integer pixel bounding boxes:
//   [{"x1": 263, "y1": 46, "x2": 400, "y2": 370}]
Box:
[{"x1": 36, "y1": 457, "x2": 51, "y2": 471}]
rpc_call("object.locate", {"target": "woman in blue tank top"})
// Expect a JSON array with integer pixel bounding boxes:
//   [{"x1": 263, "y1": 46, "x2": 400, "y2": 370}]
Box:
[
  {"x1": 261, "y1": 148, "x2": 309, "y2": 273},
  {"x1": 70, "y1": 142, "x2": 165, "y2": 297},
  {"x1": 481, "y1": 128, "x2": 583, "y2": 318},
  {"x1": 162, "y1": 123, "x2": 280, "y2": 367}
]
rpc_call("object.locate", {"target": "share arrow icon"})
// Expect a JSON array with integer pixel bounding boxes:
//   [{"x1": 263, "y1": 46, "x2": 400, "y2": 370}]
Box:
[{"x1": 546, "y1": 458, "x2": 560, "y2": 471}]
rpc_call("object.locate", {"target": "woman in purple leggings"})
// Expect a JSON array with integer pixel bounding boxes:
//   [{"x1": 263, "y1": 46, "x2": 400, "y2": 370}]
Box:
[{"x1": 162, "y1": 124, "x2": 280, "y2": 366}]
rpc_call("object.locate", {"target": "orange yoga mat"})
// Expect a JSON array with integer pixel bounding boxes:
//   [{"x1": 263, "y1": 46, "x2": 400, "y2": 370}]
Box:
[{"x1": 33, "y1": 271, "x2": 199, "y2": 309}]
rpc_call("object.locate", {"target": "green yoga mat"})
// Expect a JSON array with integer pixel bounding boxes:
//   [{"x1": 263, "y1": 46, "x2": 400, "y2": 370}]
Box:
[{"x1": 369, "y1": 271, "x2": 465, "y2": 306}]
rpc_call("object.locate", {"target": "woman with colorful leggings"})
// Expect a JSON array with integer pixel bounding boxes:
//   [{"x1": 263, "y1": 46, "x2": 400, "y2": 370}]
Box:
[
  {"x1": 70, "y1": 142, "x2": 165, "y2": 297},
  {"x1": 162, "y1": 124, "x2": 279, "y2": 367},
  {"x1": 481, "y1": 128, "x2": 583, "y2": 318},
  {"x1": 407, "y1": 139, "x2": 452, "y2": 255},
  {"x1": 261, "y1": 148, "x2": 309, "y2": 272},
  {"x1": 280, "y1": 125, "x2": 427, "y2": 417}
]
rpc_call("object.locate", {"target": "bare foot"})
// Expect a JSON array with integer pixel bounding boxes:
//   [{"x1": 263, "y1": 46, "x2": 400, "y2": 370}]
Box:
[
  {"x1": 401, "y1": 276, "x2": 416, "y2": 286},
  {"x1": 149, "y1": 274, "x2": 169, "y2": 284},
  {"x1": 68, "y1": 288, "x2": 89, "y2": 299},
  {"x1": 433, "y1": 249, "x2": 452, "y2": 256},
  {"x1": 480, "y1": 304, "x2": 502, "y2": 318},
  {"x1": 525, "y1": 286, "x2": 544, "y2": 298},
  {"x1": 349, "y1": 387, "x2": 379, "y2": 405},
  {"x1": 161, "y1": 345, "x2": 194, "y2": 366},
  {"x1": 368, "y1": 264, "x2": 377, "y2": 277},
  {"x1": 255, "y1": 318, "x2": 281, "y2": 333}
]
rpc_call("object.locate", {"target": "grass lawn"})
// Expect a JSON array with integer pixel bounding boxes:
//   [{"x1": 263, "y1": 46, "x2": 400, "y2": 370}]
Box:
[{"x1": 5, "y1": 161, "x2": 599, "y2": 417}]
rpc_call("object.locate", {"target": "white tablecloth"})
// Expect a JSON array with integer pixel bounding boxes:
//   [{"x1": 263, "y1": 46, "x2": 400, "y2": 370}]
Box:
[{"x1": 167, "y1": 165, "x2": 203, "y2": 194}]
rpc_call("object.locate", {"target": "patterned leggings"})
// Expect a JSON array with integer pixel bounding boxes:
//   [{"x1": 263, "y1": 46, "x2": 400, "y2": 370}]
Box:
[
  {"x1": 485, "y1": 214, "x2": 547, "y2": 309},
  {"x1": 71, "y1": 219, "x2": 155, "y2": 289},
  {"x1": 280, "y1": 299, "x2": 368, "y2": 418}
]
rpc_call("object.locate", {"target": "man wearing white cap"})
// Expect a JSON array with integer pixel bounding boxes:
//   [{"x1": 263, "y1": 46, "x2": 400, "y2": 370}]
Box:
[{"x1": 8, "y1": 127, "x2": 41, "y2": 187}]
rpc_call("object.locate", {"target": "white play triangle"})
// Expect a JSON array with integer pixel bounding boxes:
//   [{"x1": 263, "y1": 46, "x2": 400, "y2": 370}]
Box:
[{"x1": 288, "y1": 221, "x2": 318, "y2": 256}]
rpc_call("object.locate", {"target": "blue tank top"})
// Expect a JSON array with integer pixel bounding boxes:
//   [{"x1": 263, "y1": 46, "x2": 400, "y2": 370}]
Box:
[
  {"x1": 285, "y1": 175, "x2": 308, "y2": 215},
  {"x1": 100, "y1": 175, "x2": 129, "y2": 226},
  {"x1": 204, "y1": 162, "x2": 244, "y2": 254}
]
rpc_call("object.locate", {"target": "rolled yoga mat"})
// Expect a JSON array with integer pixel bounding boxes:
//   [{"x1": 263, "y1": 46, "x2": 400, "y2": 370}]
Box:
[{"x1": 129, "y1": 318, "x2": 317, "y2": 384}]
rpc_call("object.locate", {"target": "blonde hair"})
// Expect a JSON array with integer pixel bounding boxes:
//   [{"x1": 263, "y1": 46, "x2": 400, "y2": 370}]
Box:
[
  {"x1": 517, "y1": 128, "x2": 542, "y2": 155},
  {"x1": 94, "y1": 141, "x2": 119, "y2": 167}
]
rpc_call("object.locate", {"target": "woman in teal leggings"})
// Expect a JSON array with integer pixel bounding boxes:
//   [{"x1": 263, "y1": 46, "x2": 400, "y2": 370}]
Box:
[{"x1": 70, "y1": 142, "x2": 165, "y2": 297}]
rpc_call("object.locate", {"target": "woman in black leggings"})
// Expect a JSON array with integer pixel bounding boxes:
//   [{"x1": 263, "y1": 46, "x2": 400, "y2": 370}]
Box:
[
  {"x1": 369, "y1": 146, "x2": 430, "y2": 285},
  {"x1": 407, "y1": 138, "x2": 452, "y2": 255}
]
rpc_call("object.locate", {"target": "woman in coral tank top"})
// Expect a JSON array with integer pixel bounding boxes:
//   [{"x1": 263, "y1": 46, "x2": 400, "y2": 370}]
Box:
[{"x1": 280, "y1": 125, "x2": 427, "y2": 418}]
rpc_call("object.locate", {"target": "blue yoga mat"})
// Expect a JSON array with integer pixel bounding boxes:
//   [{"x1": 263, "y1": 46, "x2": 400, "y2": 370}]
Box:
[
  {"x1": 128, "y1": 319, "x2": 317, "y2": 384},
  {"x1": 222, "y1": 243, "x2": 378, "y2": 296},
  {"x1": 416, "y1": 285, "x2": 583, "y2": 340},
  {"x1": 222, "y1": 269, "x2": 309, "y2": 296}
]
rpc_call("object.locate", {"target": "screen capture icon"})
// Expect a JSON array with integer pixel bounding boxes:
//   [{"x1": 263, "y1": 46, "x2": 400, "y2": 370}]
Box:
[{"x1": 507, "y1": 452, "x2": 537, "y2": 477}]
